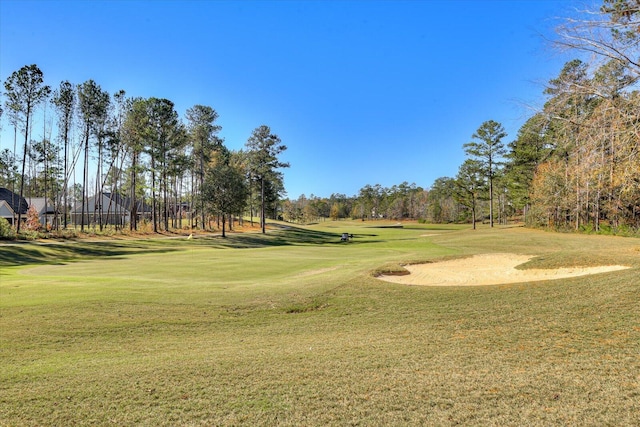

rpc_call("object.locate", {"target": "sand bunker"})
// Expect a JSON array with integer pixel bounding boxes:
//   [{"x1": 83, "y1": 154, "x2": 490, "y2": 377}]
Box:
[{"x1": 378, "y1": 253, "x2": 630, "y2": 286}]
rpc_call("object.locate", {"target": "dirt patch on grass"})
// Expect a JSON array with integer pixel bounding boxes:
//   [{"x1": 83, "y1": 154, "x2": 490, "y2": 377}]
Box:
[
  {"x1": 378, "y1": 253, "x2": 630, "y2": 286},
  {"x1": 293, "y1": 266, "x2": 340, "y2": 278}
]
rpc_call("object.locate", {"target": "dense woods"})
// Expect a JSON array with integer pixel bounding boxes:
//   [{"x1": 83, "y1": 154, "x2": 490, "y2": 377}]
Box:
[
  {"x1": 425, "y1": 0, "x2": 640, "y2": 234},
  {"x1": 1, "y1": 0, "x2": 639, "y2": 236}
]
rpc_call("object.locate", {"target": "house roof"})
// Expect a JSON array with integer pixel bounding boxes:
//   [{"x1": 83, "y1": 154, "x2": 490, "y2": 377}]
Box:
[
  {"x1": 71, "y1": 192, "x2": 152, "y2": 214},
  {"x1": 103, "y1": 192, "x2": 152, "y2": 212},
  {"x1": 28, "y1": 197, "x2": 57, "y2": 214},
  {"x1": 0, "y1": 187, "x2": 29, "y2": 215}
]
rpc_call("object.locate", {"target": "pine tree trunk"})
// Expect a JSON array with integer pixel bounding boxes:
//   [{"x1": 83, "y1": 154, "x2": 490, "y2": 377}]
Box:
[
  {"x1": 261, "y1": 177, "x2": 266, "y2": 234},
  {"x1": 81, "y1": 126, "x2": 90, "y2": 232}
]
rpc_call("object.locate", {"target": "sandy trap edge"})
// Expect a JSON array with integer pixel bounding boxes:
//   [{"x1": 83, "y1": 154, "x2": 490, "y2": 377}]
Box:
[{"x1": 377, "y1": 253, "x2": 630, "y2": 287}]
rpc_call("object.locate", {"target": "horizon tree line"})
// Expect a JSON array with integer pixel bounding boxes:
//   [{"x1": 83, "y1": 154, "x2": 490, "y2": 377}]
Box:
[{"x1": 282, "y1": 183, "x2": 428, "y2": 223}]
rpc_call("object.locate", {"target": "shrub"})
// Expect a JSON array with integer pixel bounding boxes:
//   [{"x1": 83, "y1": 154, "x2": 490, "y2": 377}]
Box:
[
  {"x1": 0, "y1": 217, "x2": 16, "y2": 240},
  {"x1": 614, "y1": 224, "x2": 640, "y2": 237},
  {"x1": 50, "y1": 228, "x2": 79, "y2": 239},
  {"x1": 579, "y1": 224, "x2": 594, "y2": 234},
  {"x1": 599, "y1": 223, "x2": 613, "y2": 235},
  {"x1": 17, "y1": 230, "x2": 40, "y2": 240}
]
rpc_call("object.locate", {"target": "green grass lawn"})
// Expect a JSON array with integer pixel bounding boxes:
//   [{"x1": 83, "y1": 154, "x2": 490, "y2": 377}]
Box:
[{"x1": 1, "y1": 222, "x2": 639, "y2": 426}]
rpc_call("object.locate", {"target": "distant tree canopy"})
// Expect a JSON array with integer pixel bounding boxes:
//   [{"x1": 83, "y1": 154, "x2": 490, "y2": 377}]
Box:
[{"x1": 282, "y1": 183, "x2": 428, "y2": 223}]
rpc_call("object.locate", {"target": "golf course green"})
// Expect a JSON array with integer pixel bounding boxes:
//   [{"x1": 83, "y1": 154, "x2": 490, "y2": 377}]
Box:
[{"x1": 1, "y1": 222, "x2": 639, "y2": 425}]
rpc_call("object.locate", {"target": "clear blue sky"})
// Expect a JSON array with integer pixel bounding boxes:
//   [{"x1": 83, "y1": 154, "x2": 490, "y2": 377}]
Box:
[{"x1": 1, "y1": 0, "x2": 578, "y2": 199}]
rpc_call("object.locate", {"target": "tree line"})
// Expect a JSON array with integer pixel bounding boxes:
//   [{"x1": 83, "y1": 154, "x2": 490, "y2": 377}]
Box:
[
  {"x1": 282, "y1": 182, "x2": 428, "y2": 223},
  {"x1": 426, "y1": 0, "x2": 640, "y2": 234},
  {"x1": 1, "y1": 69, "x2": 288, "y2": 235}
]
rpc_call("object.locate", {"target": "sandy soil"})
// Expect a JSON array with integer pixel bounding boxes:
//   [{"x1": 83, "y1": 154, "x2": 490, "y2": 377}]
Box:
[{"x1": 378, "y1": 253, "x2": 630, "y2": 286}]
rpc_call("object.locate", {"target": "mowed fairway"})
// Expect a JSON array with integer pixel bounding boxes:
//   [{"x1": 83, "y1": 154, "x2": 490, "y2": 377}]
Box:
[{"x1": 1, "y1": 223, "x2": 639, "y2": 426}]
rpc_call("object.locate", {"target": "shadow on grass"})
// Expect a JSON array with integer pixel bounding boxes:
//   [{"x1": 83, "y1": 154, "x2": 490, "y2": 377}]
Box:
[
  {"x1": 0, "y1": 241, "x2": 180, "y2": 267},
  {"x1": 168, "y1": 226, "x2": 382, "y2": 249},
  {"x1": 0, "y1": 225, "x2": 385, "y2": 268},
  {"x1": 222, "y1": 226, "x2": 352, "y2": 248},
  {"x1": 401, "y1": 226, "x2": 460, "y2": 231}
]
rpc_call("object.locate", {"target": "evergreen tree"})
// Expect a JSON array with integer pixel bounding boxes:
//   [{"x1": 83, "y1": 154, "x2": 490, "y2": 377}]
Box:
[
  {"x1": 202, "y1": 152, "x2": 248, "y2": 237},
  {"x1": 3, "y1": 64, "x2": 51, "y2": 232},
  {"x1": 77, "y1": 80, "x2": 109, "y2": 231},
  {"x1": 245, "y1": 125, "x2": 289, "y2": 233},
  {"x1": 463, "y1": 120, "x2": 506, "y2": 227},
  {"x1": 504, "y1": 114, "x2": 551, "y2": 222},
  {"x1": 185, "y1": 105, "x2": 222, "y2": 229},
  {"x1": 454, "y1": 159, "x2": 485, "y2": 229},
  {"x1": 51, "y1": 80, "x2": 75, "y2": 228}
]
